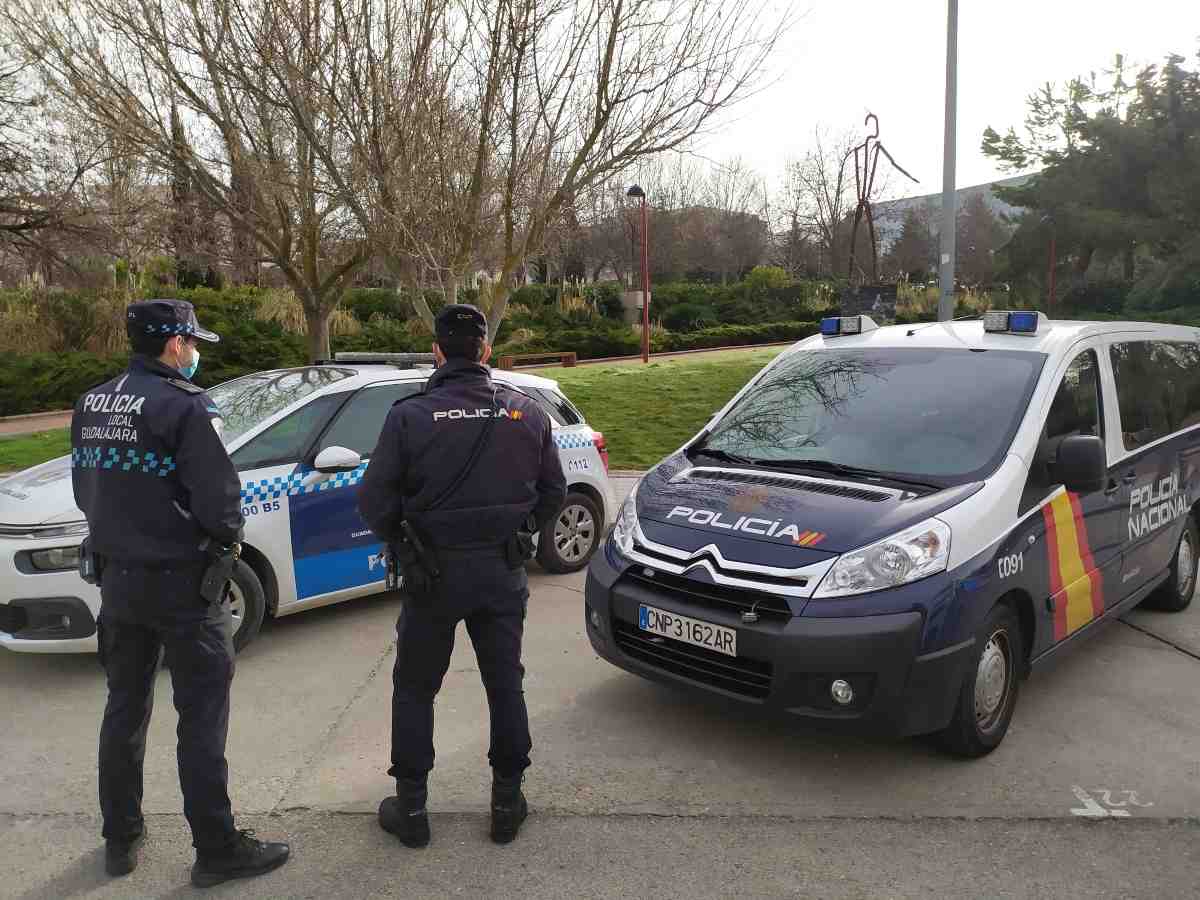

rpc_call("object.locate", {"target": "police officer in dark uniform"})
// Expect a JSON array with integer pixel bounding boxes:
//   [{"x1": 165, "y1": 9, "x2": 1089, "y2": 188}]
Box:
[
  {"x1": 358, "y1": 303, "x2": 566, "y2": 848},
  {"x1": 71, "y1": 299, "x2": 290, "y2": 887}
]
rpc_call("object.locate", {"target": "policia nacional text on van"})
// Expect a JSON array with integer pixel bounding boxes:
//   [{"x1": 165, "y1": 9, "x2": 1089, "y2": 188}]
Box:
[
  {"x1": 586, "y1": 312, "x2": 1200, "y2": 756},
  {"x1": 358, "y1": 304, "x2": 566, "y2": 848},
  {"x1": 71, "y1": 300, "x2": 290, "y2": 887}
]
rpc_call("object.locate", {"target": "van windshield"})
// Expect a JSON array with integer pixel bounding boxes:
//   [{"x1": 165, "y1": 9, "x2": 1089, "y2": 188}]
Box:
[{"x1": 695, "y1": 347, "x2": 1046, "y2": 486}]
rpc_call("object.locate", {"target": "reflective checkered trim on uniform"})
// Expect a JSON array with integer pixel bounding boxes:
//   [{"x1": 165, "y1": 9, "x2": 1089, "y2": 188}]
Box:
[
  {"x1": 240, "y1": 462, "x2": 369, "y2": 504},
  {"x1": 145, "y1": 323, "x2": 194, "y2": 335},
  {"x1": 553, "y1": 431, "x2": 594, "y2": 450},
  {"x1": 72, "y1": 447, "x2": 176, "y2": 476}
]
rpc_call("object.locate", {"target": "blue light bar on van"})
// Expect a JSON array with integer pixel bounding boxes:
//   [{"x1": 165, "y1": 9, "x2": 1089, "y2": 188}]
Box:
[
  {"x1": 820, "y1": 315, "x2": 878, "y2": 337},
  {"x1": 983, "y1": 310, "x2": 1045, "y2": 335}
]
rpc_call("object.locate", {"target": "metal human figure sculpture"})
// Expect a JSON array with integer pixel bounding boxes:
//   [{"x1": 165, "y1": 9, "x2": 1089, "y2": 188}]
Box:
[{"x1": 847, "y1": 113, "x2": 920, "y2": 283}]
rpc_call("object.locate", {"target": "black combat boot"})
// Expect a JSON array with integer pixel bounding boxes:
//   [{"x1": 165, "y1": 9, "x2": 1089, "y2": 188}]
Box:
[
  {"x1": 190, "y1": 830, "x2": 291, "y2": 888},
  {"x1": 378, "y1": 778, "x2": 430, "y2": 848},
  {"x1": 490, "y1": 772, "x2": 528, "y2": 844},
  {"x1": 104, "y1": 828, "x2": 146, "y2": 877}
]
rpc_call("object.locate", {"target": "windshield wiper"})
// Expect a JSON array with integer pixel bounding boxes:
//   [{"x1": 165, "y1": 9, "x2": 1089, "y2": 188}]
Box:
[
  {"x1": 690, "y1": 446, "x2": 757, "y2": 466},
  {"x1": 760, "y1": 459, "x2": 941, "y2": 490}
]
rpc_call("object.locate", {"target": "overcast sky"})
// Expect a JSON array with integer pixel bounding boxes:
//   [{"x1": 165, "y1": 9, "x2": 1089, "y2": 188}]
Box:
[{"x1": 695, "y1": 0, "x2": 1199, "y2": 199}]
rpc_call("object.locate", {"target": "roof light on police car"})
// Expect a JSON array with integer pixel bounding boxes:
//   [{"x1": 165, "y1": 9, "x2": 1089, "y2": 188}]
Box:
[
  {"x1": 984, "y1": 310, "x2": 1044, "y2": 334},
  {"x1": 820, "y1": 315, "x2": 878, "y2": 337}
]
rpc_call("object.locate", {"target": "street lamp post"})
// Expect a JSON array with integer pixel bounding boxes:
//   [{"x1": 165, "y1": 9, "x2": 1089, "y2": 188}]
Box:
[
  {"x1": 627, "y1": 184, "x2": 649, "y2": 363},
  {"x1": 1044, "y1": 218, "x2": 1057, "y2": 316},
  {"x1": 937, "y1": 0, "x2": 959, "y2": 322}
]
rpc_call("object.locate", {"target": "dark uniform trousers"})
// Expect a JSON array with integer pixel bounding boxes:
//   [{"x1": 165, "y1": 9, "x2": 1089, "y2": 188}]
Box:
[
  {"x1": 390, "y1": 550, "x2": 532, "y2": 781},
  {"x1": 97, "y1": 563, "x2": 236, "y2": 851}
]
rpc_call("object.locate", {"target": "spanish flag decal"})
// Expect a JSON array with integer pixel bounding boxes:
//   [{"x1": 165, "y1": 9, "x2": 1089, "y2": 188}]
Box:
[{"x1": 1041, "y1": 491, "x2": 1104, "y2": 640}]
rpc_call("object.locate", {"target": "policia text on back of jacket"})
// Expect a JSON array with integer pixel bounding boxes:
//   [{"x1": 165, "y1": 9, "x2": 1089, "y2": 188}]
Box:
[
  {"x1": 358, "y1": 303, "x2": 567, "y2": 849},
  {"x1": 71, "y1": 299, "x2": 290, "y2": 888}
]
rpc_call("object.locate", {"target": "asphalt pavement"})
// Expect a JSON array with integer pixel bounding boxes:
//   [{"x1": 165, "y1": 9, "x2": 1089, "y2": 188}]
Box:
[{"x1": 2, "y1": 477, "x2": 1199, "y2": 898}]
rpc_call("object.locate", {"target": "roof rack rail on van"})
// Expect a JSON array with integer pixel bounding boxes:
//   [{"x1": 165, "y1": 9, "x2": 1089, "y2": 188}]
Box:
[{"x1": 323, "y1": 352, "x2": 436, "y2": 368}]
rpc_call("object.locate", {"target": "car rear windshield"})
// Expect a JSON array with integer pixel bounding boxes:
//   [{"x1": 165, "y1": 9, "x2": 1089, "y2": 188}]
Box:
[
  {"x1": 697, "y1": 347, "x2": 1046, "y2": 485},
  {"x1": 208, "y1": 367, "x2": 356, "y2": 446}
]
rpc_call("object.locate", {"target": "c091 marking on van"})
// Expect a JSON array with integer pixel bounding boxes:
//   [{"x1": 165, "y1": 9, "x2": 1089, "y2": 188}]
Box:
[{"x1": 997, "y1": 553, "x2": 1024, "y2": 579}]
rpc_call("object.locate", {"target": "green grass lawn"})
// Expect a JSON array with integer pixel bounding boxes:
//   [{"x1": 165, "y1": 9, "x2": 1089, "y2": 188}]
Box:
[
  {"x1": 0, "y1": 347, "x2": 784, "y2": 476},
  {"x1": 532, "y1": 347, "x2": 785, "y2": 470},
  {"x1": 0, "y1": 428, "x2": 71, "y2": 474}
]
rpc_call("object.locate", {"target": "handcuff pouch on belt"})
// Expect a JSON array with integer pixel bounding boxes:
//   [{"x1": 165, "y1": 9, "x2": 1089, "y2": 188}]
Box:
[{"x1": 504, "y1": 514, "x2": 538, "y2": 570}]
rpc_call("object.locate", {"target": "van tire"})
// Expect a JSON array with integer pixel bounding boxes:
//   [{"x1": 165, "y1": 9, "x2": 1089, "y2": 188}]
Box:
[
  {"x1": 937, "y1": 603, "x2": 1023, "y2": 758},
  {"x1": 1144, "y1": 518, "x2": 1198, "y2": 613},
  {"x1": 227, "y1": 561, "x2": 267, "y2": 653},
  {"x1": 537, "y1": 492, "x2": 602, "y2": 574}
]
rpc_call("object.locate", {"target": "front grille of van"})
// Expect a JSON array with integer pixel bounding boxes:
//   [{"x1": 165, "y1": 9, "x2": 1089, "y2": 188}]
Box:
[
  {"x1": 613, "y1": 619, "x2": 773, "y2": 699},
  {"x1": 623, "y1": 569, "x2": 794, "y2": 620}
]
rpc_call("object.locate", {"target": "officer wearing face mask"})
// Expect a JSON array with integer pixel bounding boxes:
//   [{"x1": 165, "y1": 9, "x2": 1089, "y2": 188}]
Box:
[{"x1": 71, "y1": 299, "x2": 290, "y2": 887}]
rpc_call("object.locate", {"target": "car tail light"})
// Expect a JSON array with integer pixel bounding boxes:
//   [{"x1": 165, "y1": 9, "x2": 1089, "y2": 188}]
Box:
[{"x1": 593, "y1": 431, "x2": 609, "y2": 472}]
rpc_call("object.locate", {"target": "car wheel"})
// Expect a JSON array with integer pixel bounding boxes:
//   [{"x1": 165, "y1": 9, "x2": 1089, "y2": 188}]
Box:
[
  {"x1": 537, "y1": 492, "x2": 602, "y2": 574},
  {"x1": 1143, "y1": 517, "x2": 1198, "y2": 612},
  {"x1": 227, "y1": 560, "x2": 266, "y2": 653},
  {"x1": 938, "y1": 602, "x2": 1023, "y2": 758}
]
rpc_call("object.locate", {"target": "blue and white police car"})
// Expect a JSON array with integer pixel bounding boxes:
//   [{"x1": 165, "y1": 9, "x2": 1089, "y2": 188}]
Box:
[
  {"x1": 0, "y1": 354, "x2": 615, "y2": 654},
  {"x1": 586, "y1": 313, "x2": 1200, "y2": 755}
]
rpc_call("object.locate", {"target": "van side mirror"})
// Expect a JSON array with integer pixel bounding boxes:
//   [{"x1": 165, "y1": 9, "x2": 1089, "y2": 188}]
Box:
[
  {"x1": 1057, "y1": 435, "x2": 1105, "y2": 494},
  {"x1": 314, "y1": 446, "x2": 362, "y2": 474}
]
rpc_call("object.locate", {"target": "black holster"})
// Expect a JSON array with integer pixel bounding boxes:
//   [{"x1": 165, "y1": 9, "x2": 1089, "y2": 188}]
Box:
[
  {"x1": 199, "y1": 545, "x2": 239, "y2": 605},
  {"x1": 394, "y1": 520, "x2": 440, "y2": 595},
  {"x1": 78, "y1": 536, "x2": 105, "y2": 586},
  {"x1": 504, "y1": 515, "x2": 538, "y2": 570}
]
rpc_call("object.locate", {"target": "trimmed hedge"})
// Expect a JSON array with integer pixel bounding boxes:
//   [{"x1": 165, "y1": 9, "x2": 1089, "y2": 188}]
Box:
[{"x1": 0, "y1": 311, "x2": 819, "y2": 416}]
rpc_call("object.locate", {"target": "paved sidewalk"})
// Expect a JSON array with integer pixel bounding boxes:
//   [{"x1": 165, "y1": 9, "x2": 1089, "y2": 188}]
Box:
[{"x1": 0, "y1": 411, "x2": 72, "y2": 437}]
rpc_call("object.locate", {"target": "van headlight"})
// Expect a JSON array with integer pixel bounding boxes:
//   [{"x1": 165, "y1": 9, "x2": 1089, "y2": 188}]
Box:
[
  {"x1": 814, "y1": 518, "x2": 951, "y2": 598},
  {"x1": 611, "y1": 482, "x2": 640, "y2": 558},
  {"x1": 29, "y1": 545, "x2": 82, "y2": 572}
]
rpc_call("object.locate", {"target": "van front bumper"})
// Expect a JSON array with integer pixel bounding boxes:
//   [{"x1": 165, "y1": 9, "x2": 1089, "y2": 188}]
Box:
[{"x1": 584, "y1": 548, "x2": 970, "y2": 737}]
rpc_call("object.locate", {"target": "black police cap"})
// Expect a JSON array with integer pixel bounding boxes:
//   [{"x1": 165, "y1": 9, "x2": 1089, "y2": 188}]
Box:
[
  {"x1": 126, "y1": 299, "x2": 220, "y2": 343},
  {"x1": 435, "y1": 304, "x2": 488, "y2": 343}
]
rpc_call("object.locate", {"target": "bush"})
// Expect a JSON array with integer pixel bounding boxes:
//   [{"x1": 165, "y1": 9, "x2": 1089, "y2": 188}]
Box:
[
  {"x1": 1061, "y1": 279, "x2": 1131, "y2": 316},
  {"x1": 658, "y1": 321, "x2": 818, "y2": 352},
  {"x1": 662, "y1": 302, "x2": 718, "y2": 332},
  {"x1": 0, "y1": 352, "x2": 127, "y2": 416},
  {"x1": 585, "y1": 281, "x2": 625, "y2": 319}
]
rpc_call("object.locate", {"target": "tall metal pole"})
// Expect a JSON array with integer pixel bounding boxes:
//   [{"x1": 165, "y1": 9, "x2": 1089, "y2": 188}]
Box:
[
  {"x1": 937, "y1": 0, "x2": 958, "y2": 322},
  {"x1": 640, "y1": 196, "x2": 650, "y2": 363}
]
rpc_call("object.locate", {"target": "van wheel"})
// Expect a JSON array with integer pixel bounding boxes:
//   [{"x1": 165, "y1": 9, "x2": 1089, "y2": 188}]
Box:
[
  {"x1": 938, "y1": 603, "x2": 1023, "y2": 758},
  {"x1": 226, "y1": 561, "x2": 266, "y2": 653},
  {"x1": 537, "y1": 493, "x2": 601, "y2": 574},
  {"x1": 1144, "y1": 518, "x2": 1198, "y2": 612}
]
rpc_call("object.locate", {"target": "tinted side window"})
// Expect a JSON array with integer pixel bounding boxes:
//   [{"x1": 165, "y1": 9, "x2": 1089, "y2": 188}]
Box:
[
  {"x1": 1020, "y1": 350, "x2": 1103, "y2": 513},
  {"x1": 231, "y1": 394, "x2": 345, "y2": 470},
  {"x1": 529, "y1": 387, "x2": 582, "y2": 426},
  {"x1": 318, "y1": 383, "x2": 424, "y2": 457},
  {"x1": 1110, "y1": 341, "x2": 1200, "y2": 451}
]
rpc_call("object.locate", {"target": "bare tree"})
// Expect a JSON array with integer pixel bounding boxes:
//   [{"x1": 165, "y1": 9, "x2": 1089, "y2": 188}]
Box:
[
  {"x1": 5, "y1": 0, "x2": 370, "y2": 359},
  {"x1": 781, "y1": 128, "x2": 857, "y2": 278},
  {"x1": 265, "y1": 0, "x2": 790, "y2": 340}
]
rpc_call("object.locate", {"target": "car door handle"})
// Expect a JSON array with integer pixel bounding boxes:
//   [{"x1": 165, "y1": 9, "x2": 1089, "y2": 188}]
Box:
[{"x1": 1122, "y1": 471, "x2": 1138, "y2": 484}]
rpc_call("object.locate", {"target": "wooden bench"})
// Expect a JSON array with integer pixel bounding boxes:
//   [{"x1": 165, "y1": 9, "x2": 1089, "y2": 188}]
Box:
[{"x1": 496, "y1": 351, "x2": 577, "y2": 370}]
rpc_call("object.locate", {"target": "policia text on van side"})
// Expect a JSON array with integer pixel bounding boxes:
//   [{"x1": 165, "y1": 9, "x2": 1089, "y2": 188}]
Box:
[{"x1": 585, "y1": 313, "x2": 1199, "y2": 756}]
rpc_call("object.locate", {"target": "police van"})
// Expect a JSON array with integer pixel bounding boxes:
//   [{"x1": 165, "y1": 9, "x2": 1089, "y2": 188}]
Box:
[
  {"x1": 585, "y1": 313, "x2": 1200, "y2": 756},
  {"x1": 0, "y1": 354, "x2": 615, "y2": 654}
]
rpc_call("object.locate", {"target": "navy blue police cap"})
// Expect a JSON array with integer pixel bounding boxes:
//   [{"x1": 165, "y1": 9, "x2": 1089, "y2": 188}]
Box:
[
  {"x1": 435, "y1": 304, "x2": 488, "y2": 343},
  {"x1": 126, "y1": 299, "x2": 220, "y2": 343}
]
